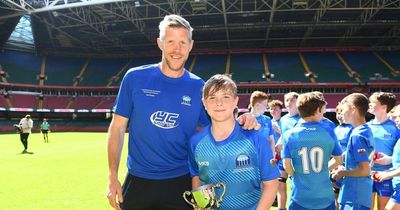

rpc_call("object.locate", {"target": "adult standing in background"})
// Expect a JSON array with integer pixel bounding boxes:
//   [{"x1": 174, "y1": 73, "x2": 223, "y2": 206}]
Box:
[
  {"x1": 40, "y1": 118, "x2": 50, "y2": 143},
  {"x1": 19, "y1": 114, "x2": 33, "y2": 154},
  {"x1": 106, "y1": 14, "x2": 258, "y2": 210}
]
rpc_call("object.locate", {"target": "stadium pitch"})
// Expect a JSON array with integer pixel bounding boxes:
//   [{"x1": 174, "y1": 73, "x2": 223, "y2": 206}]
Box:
[{"x1": 0, "y1": 132, "x2": 128, "y2": 210}]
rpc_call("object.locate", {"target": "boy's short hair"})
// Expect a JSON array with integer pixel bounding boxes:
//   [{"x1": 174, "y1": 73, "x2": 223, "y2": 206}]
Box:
[
  {"x1": 335, "y1": 103, "x2": 342, "y2": 113},
  {"x1": 233, "y1": 106, "x2": 239, "y2": 117},
  {"x1": 312, "y1": 91, "x2": 326, "y2": 100},
  {"x1": 284, "y1": 92, "x2": 299, "y2": 101},
  {"x1": 392, "y1": 104, "x2": 400, "y2": 118},
  {"x1": 342, "y1": 93, "x2": 369, "y2": 116},
  {"x1": 203, "y1": 74, "x2": 237, "y2": 99},
  {"x1": 268, "y1": 99, "x2": 284, "y2": 109},
  {"x1": 369, "y1": 92, "x2": 397, "y2": 113},
  {"x1": 249, "y1": 91, "x2": 270, "y2": 108},
  {"x1": 296, "y1": 92, "x2": 326, "y2": 118}
]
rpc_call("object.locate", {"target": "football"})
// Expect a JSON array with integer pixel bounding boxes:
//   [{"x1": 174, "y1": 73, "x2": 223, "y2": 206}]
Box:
[{"x1": 13, "y1": 124, "x2": 22, "y2": 133}]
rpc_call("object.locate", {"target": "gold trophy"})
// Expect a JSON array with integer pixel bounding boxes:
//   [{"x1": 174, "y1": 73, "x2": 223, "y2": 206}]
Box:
[{"x1": 183, "y1": 182, "x2": 226, "y2": 209}]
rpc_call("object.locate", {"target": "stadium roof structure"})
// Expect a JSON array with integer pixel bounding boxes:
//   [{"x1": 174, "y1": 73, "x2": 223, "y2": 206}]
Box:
[{"x1": 0, "y1": 0, "x2": 400, "y2": 57}]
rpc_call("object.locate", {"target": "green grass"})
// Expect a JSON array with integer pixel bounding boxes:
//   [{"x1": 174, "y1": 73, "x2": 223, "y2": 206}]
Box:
[
  {"x1": 0, "y1": 132, "x2": 128, "y2": 210},
  {"x1": 0, "y1": 132, "x2": 378, "y2": 210}
]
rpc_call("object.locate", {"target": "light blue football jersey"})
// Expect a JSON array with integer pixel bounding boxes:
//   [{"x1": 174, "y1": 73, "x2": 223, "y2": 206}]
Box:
[
  {"x1": 188, "y1": 122, "x2": 280, "y2": 210},
  {"x1": 392, "y1": 139, "x2": 400, "y2": 188},
  {"x1": 338, "y1": 124, "x2": 374, "y2": 208},
  {"x1": 272, "y1": 118, "x2": 282, "y2": 144},
  {"x1": 367, "y1": 119, "x2": 400, "y2": 171},
  {"x1": 280, "y1": 113, "x2": 301, "y2": 134},
  {"x1": 256, "y1": 115, "x2": 273, "y2": 141},
  {"x1": 282, "y1": 121, "x2": 342, "y2": 209},
  {"x1": 334, "y1": 123, "x2": 353, "y2": 153}
]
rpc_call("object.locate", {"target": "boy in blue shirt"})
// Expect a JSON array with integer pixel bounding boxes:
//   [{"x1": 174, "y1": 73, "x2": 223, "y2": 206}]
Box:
[
  {"x1": 268, "y1": 99, "x2": 284, "y2": 145},
  {"x1": 334, "y1": 103, "x2": 353, "y2": 153},
  {"x1": 332, "y1": 103, "x2": 353, "y2": 208},
  {"x1": 332, "y1": 93, "x2": 374, "y2": 210},
  {"x1": 375, "y1": 139, "x2": 400, "y2": 210},
  {"x1": 188, "y1": 74, "x2": 279, "y2": 210},
  {"x1": 249, "y1": 91, "x2": 275, "y2": 156},
  {"x1": 282, "y1": 92, "x2": 343, "y2": 210},
  {"x1": 368, "y1": 92, "x2": 400, "y2": 210},
  {"x1": 275, "y1": 92, "x2": 301, "y2": 210}
]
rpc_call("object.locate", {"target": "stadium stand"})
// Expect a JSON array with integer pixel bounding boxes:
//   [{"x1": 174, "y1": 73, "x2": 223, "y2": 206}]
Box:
[
  {"x1": 0, "y1": 96, "x2": 8, "y2": 107},
  {"x1": 340, "y1": 52, "x2": 398, "y2": 82},
  {"x1": 302, "y1": 52, "x2": 354, "y2": 83},
  {"x1": 94, "y1": 96, "x2": 116, "y2": 109},
  {"x1": 1, "y1": 49, "x2": 400, "y2": 133},
  {"x1": 78, "y1": 58, "x2": 126, "y2": 86},
  {"x1": 191, "y1": 54, "x2": 227, "y2": 80},
  {"x1": 109, "y1": 56, "x2": 160, "y2": 86},
  {"x1": 45, "y1": 55, "x2": 86, "y2": 86},
  {"x1": 379, "y1": 51, "x2": 400, "y2": 69},
  {"x1": 10, "y1": 94, "x2": 37, "y2": 108},
  {"x1": 42, "y1": 95, "x2": 71, "y2": 109},
  {"x1": 70, "y1": 96, "x2": 103, "y2": 109},
  {"x1": 0, "y1": 51, "x2": 40, "y2": 84},
  {"x1": 230, "y1": 53, "x2": 264, "y2": 83},
  {"x1": 267, "y1": 53, "x2": 310, "y2": 83}
]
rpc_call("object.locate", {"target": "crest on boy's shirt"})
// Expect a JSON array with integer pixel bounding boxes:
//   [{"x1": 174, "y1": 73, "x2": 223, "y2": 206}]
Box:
[
  {"x1": 181, "y1": 95, "x2": 191, "y2": 106},
  {"x1": 357, "y1": 149, "x2": 366, "y2": 154},
  {"x1": 236, "y1": 154, "x2": 250, "y2": 168},
  {"x1": 384, "y1": 133, "x2": 392, "y2": 138}
]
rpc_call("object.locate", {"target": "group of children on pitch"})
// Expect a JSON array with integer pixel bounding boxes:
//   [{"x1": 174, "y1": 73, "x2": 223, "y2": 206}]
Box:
[{"x1": 188, "y1": 73, "x2": 400, "y2": 210}]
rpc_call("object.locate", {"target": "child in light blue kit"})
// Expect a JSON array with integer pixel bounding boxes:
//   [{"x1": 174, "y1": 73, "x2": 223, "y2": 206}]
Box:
[
  {"x1": 188, "y1": 74, "x2": 279, "y2": 210},
  {"x1": 367, "y1": 92, "x2": 400, "y2": 210},
  {"x1": 282, "y1": 92, "x2": 342, "y2": 210},
  {"x1": 332, "y1": 93, "x2": 374, "y2": 210}
]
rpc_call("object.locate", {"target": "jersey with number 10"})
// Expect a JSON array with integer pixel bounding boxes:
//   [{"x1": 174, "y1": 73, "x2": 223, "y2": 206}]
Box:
[{"x1": 282, "y1": 121, "x2": 342, "y2": 209}]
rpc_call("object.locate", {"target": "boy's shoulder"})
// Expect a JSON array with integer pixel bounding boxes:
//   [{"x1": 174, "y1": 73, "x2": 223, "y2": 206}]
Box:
[
  {"x1": 286, "y1": 121, "x2": 333, "y2": 137},
  {"x1": 190, "y1": 125, "x2": 212, "y2": 145},
  {"x1": 350, "y1": 124, "x2": 372, "y2": 138}
]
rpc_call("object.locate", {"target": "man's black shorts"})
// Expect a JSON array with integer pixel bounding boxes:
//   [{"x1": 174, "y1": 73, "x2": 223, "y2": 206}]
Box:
[{"x1": 120, "y1": 173, "x2": 192, "y2": 210}]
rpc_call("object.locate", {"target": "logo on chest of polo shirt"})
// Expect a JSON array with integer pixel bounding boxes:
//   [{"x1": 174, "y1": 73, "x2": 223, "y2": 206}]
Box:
[
  {"x1": 181, "y1": 95, "x2": 191, "y2": 106},
  {"x1": 383, "y1": 132, "x2": 392, "y2": 138},
  {"x1": 236, "y1": 154, "x2": 250, "y2": 168},
  {"x1": 150, "y1": 111, "x2": 179, "y2": 129},
  {"x1": 198, "y1": 161, "x2": 209, "y2": 166},
  {"x1": 141, "y1": 89, "x2": 160, "y2": 97}
]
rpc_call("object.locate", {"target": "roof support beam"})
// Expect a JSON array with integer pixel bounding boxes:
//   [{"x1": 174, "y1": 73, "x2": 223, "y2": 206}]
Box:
[
  {"x1": 264, "y1": 0, "x2": 277, "y2": 45},
  {"x1": 221, "y1": 0, "x2": 231, "y2": 49},
  {"x1": 340, "y1": 0, "x2": 387, "y2": 43},
  {"x1": 300, "y1": 0, "x2": 331, "y2": 46}
]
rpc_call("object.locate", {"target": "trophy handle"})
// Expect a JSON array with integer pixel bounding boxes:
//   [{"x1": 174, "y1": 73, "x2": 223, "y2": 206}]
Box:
[
  {"x1": 182, "y1": 191, "x2": 197, "y2": 209},
  {"x1": 215, "y1": 182, "x2": 226, "y2": 206}
]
